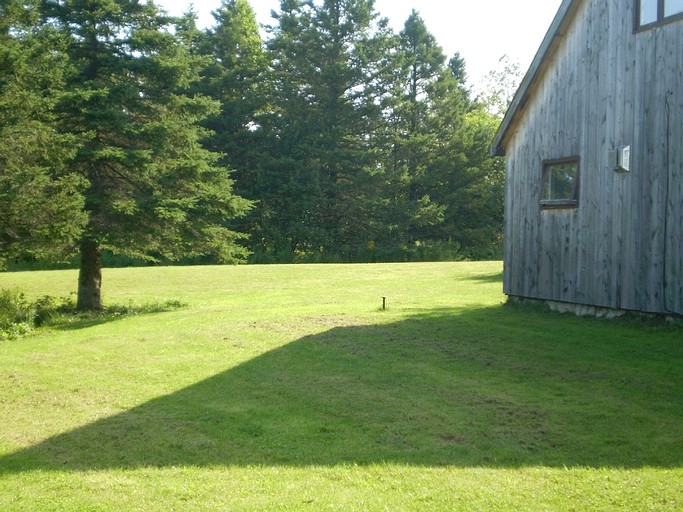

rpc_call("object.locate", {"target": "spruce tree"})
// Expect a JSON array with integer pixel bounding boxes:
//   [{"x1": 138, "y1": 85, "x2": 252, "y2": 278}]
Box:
[
  {"x1": 261, "y1": 0, "x2": 395, "y2": 261},
  {"x1": 383, "y1": 10, "x2": 448, "y2": 257},
  {"x1": 423, "y1": 58, "x2": 505, "y2": 259},
  {"x1": 0, "y1": 0, "x2": 86, "y2": 267},
  {"x1": 195, "y1": 0, "x2": 269, "y2": 251},
  {"x1": 386, "y1": 11, "x2": 504, "y2": 260},
  {"x1": 40, "y1": 0, "x2": 251, "y2": 309}
]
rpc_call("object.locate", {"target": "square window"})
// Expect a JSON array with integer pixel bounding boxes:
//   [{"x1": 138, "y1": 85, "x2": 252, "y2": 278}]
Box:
[
  {"x1": 541, "y1": 158, "x2": 580, "y2": 209},
  {"x1": 637, "y1": 0, "x2": 683, "y2": 26},
  {"x1": 665, "y1": 0, "x2": 683, "y2": 16},
  {"x1": 640, "y1": 0, "x2": 658, "y2": 24}
]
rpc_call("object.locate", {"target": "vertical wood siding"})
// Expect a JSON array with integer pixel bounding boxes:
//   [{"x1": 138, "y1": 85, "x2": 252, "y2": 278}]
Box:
[{"x1": 504, "y1": 0, "x2": 682, "y2": 314}]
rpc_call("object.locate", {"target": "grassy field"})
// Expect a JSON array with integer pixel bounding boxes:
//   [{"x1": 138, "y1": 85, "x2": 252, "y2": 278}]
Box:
[{"x1": 0, "y1": 261, "x2": 681, "y2": 511}]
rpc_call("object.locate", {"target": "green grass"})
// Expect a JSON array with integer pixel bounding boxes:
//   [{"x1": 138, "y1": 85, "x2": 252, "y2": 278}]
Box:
[{"x1": 0, "y1": 262, "x2": 681, "y2": 511}]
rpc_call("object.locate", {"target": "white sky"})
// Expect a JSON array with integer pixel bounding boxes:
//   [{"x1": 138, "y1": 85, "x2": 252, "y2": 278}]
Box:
[{"x1": 156, "y1": 0, "x2": 562, "y2": 87}]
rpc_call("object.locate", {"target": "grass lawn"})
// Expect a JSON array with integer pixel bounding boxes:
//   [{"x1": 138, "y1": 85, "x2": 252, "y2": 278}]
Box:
[{"x1": 0, "y1": 261, "x2": 681, "y2": 511}]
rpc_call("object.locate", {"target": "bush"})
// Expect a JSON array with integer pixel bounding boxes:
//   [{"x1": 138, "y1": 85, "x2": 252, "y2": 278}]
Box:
[
  {"x1": 1, "y1": 289, "x2": 188, "y2": 340},
  {"x1": 0, "y1": 289, "x2": 35, "y2": 339},
  {"x1": 33, "y1": 294, "x2": 76, "y2": 327}
]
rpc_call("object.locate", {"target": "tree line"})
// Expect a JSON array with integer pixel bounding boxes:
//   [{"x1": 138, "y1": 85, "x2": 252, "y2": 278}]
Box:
[{"x1": 0, "y1": 0, "x2": 509, "y2": 309}]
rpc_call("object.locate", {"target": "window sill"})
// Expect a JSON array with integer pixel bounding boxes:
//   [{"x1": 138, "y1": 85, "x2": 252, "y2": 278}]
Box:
[
  {"x1": 635, "y1": 11, "x2": 683, "y2": 32},
  {"x1": 540, "y1": 200, "x2": 579, "y2": 210}
]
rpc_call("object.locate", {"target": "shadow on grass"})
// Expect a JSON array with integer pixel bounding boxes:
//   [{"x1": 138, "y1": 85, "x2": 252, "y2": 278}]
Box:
[
  {"x1": 465, "y1": 270, "x2": 504, "y2": 283},
  {"x1": 1, "y1": 304, "x2": 682, "y2": 472},
  {"x1": 45, "y1": 300, "x2": 188, "y2": 331}
]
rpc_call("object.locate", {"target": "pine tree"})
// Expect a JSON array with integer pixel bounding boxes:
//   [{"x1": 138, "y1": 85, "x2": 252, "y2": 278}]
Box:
[
  {"x1": 260, "y1": 0, "x2": 395, "y2": 261},
  {"x1": 423, "y1": 60, "x2": 505, "y2": 259},
  {"x1": 385, "y1": 11, "x2": 504, "y2": 260},
  {"x1": 0, "y1": 0, "x2": 86, "y2": 267},
  {"x1": 195, "y1": 0, "x2": 269, "y2": 251},
  {"x1": 40, "y1": 0, "x2": 252, "y2": 309},
  {"x1": 382, "y1": 10, "x2": 448, "y2": 257}
]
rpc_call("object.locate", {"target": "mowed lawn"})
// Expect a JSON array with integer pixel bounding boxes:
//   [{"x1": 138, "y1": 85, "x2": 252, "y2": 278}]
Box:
[{"x1": 0, "y1": 262, "x2": 681, "y2": 511}]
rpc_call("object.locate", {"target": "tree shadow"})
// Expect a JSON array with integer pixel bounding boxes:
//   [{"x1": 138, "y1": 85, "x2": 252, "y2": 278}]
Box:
[
  {"x1": 1, "y1": 305, "x2": 681, "y2": 473},
  {"x1": 465, "y1": 270, "x2": 504, "y2": 283},
  {"x1": 45, "y1": 300, "x2": 187, "y2": 331}
]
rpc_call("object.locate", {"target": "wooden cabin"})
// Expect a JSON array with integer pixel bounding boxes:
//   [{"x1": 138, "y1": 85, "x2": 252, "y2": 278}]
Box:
[{"x1": 492, "y1": 0, "x2": 683, "y2": 316}]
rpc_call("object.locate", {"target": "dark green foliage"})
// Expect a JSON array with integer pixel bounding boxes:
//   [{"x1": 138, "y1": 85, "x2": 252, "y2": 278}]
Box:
[
  {"x1": 37, "y1": 0, "x2": 252, "y2": 308},
  {"x1": 43, "y1": 0, "x2": 251, "y2": 260},
  {"x1": 250, "y1": 0, "x2": 397, "y2": 261},
  {"x1": 252, "y1": 2, "x2": 505, "y2": 262},
  {"x1": 382, "y1": 10, "x2": 448, "y2": 255},
  {"x1": 423, "y1": 109, "x2": 506, "y2": 260},
  {"x1": 0, "y1": 0, "x2": 87, "y2": 266},
  {"x1": 192, "y1": 0, "x2": 270, "y2": 248},
  {"x1": 0, "y1": 0, "x2": 510, "y2": 273},
  {"x1": 0, "y1": 288, "x2": 33, "y2": 338},
  {"x1": 381, "y1": 11, "x2": 504, "y2": 260}
]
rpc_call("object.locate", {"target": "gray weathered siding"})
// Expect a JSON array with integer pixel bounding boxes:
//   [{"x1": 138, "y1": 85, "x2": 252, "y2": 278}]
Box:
[{"x1": 503, "y1": 0, "x2": 682, "y2": 314}]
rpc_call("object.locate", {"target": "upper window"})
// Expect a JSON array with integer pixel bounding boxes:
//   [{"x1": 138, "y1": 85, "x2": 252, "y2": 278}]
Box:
[
  {"x1": 667, "y1": 0, "x2": 683, "y2": 15},
  {"x1": 541, "y1": 158, "x2": 580, "y2": 209},
  {"x1": 637, "y1": 0, "x2": 683, "y2": 27}
]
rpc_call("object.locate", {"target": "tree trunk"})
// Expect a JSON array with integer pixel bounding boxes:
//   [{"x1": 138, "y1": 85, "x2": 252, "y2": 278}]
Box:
[{"x1": 77, "y1": 239, "x2": 103, "y2": 310}]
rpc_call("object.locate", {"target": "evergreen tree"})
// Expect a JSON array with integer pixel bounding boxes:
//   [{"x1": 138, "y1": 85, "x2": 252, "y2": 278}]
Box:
[
  {"x1": 386, "y1": 12, "x2": 504, "y2": 260},
  {"x1": 382, "y1": 10, "x2": 449, "y2": 258},
  {"x1": 450, "y1": 110, "x2": 505, "y2": 258},
  {"x1": 424, "y1": 63, "x2": 505, "y2": 259},
  {"x1": 0, "y1": 0, "x2": 86, "y2": 267},
  {"x1": 259, "y1": 0, "x2": 395, "y2": 261},
  {"x1": 40, "y1": 0, "x2": 251, "y2": 309},
  {"x1": 447, "y1": 52, "x2": 472, "y2": 109},
  {"x1": 195, "y1": 0, "x2": 269, "y2": 248}
]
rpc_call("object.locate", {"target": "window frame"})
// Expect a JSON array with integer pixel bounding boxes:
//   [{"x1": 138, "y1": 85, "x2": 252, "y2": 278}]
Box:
[
  {"x1": 635, "y1": 0, "x2": 683, "y2": 30},
  {"x1": 540, "y1": 157, "x2": 580, "y2": 210}
]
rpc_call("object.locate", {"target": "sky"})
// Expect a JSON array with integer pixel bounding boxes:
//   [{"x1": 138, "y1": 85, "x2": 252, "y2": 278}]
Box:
[{"x1": 156, "y1": 0, "x2": 563, "y2": 88}]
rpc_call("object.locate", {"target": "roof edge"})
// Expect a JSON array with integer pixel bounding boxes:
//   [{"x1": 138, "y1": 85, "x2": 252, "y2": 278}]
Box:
[{"x1": 491, "y1": 0, "x2": 580, "y2": 156}]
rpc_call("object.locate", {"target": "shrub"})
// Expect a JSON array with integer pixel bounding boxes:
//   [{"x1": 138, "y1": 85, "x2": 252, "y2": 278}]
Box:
[
  {"x1": 0, "y1": 289, "x2": 187, "y2": 339},
  {"x1": 0, "y1": 288, "x2": 35, "y2": 339},
  {"x1": 33, "y1": 294, "x2": 76, "y2": 327}
]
